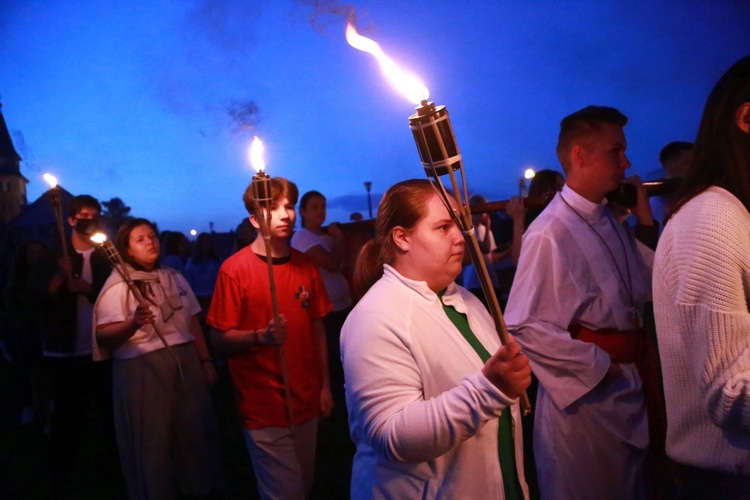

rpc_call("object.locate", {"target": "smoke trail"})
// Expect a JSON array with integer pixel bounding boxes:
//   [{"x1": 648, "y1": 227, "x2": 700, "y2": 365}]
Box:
[
  {"x1": 227, "y1": 99, "x2": 260, "y2": 134},
  {"x1": 295, "y1": 0, "x2": 373, "y2": 35}
]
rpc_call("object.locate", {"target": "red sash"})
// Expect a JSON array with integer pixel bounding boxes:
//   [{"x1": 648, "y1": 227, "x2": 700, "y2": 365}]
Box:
[
  {"x1": 568, "y1": 324, "x2": 643, "y2": 363},
  {"x1": 569, "y1": 323, "x2": 667, "y2": 453}
]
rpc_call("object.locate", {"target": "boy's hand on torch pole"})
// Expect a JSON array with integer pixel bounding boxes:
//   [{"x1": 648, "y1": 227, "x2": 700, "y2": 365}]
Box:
[{"x1": 260, "y1": 314, "x2": 287, "y2": 345}]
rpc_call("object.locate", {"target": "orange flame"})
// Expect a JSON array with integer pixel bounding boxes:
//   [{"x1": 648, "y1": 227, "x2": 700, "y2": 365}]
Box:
[
  {"x1": 249, "y1": 136, "x2": 265, "y2": 173},
  {"x1": 43, "y1": 173, "x2": 58, "y2": 188},
  {"x1": 345, "y1": 21, "x2": 429, "y2": 104},
  {"x1": 90, "y1": 232, "x2": 107, "y2": 244}
]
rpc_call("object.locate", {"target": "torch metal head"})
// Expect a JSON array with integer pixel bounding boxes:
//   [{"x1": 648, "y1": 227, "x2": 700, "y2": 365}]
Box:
[
  {"x1": 409, "y1": 101, "x2": 463, "y2": 178},
  {"x1": 252, "y1": 170, "x2": 273, "y2": 207},
  {"x1": 251, "y1": 170, "x2": 274, "y2": 238},
  {"x1": 409, "y1": 101, "x2": 472, "y2": 233},
  {"x1": 90, "y1": 236, "x2": 120, "y2": 266}
]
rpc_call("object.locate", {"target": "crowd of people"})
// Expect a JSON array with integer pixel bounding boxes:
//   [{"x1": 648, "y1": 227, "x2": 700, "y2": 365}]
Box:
[{"x1": 1, "y1": 55, "x2": 749, "y2": 499}]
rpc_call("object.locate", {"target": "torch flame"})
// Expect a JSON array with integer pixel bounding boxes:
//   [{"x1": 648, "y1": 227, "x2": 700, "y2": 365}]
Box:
[
  {"x1": 345, "y1": 21, "x2": 429, "y2": 104},
  {"x1": 524, "y1": 168, "x2": 536, "y2": 180},
  {"x1": 249, "y1": 136, "x2": 266, "y2": 173},
  {"x1": 90, "y1": 232, "x2": 108, "y2": 244},
  {"x1": 43, "y1": 173, "x2": 58, "y2": 188}
]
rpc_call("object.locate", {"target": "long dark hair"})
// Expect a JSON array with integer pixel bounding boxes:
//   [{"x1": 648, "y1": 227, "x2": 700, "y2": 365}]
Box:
[
  {"x1": 669, "y1": 56, "x2": 750, "y2": 219},
  {"x1": 299, "y1": 190, "x2": 325, "y2": 229},
  {"x1": 190, "y1": 232, "x2": 220, "y2": 265},
  {"x1": 528, "y1": 169, "x2": 564, "y2": 197},
  {"x1": 353, "y1": 179, "x2": 437, "y2": 297},
  {"x1": 115, "y1": 218, "x2": 160, "y2": 271}
]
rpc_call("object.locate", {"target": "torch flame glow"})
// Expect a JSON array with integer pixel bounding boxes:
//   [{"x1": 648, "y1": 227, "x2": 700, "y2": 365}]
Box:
[
  {"x1": 524, "y1": 168, "x2": 536, "y2": 180},
  {"x1": 345, "y1": 22, "x2": 429, "y2": 104},
  {"x1": 249, "y1": 136, "x2": 265, "y2": 173},
  {"x1": 43, "y1": 173, "x2": 58, "y2": 188},
  {"x1": 90, "y1": 232, "x2": 108, "y2": 244}
]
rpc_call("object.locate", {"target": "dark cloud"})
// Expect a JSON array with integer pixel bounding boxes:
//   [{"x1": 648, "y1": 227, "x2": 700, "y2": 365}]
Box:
[
  {"x1": 295, "y1": 0, "x2": 352, "y2": 33},
  {"x1": 186, "y1": 0, "x2": 262, "y2": 54},
  {"x1": 11, "y1": 129, "x2": 39, "y2": 173},
  {"x1": 326, "y1": 192, "x2": 379, "y2": 214},
  {"x1": 227, "y1": 99, "x2": 260, "y2": 134},
  {"x1": 294, "y1": 0, "x2": 375, "y2": 36},
  {"x1": 144, "y1": 1, "x2": 265, "y2": 134}
]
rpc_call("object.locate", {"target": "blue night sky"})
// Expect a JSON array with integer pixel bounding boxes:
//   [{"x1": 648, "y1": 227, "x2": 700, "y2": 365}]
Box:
[{"x1": 2, "y1": 0, "x2": 749, "y2": 235}]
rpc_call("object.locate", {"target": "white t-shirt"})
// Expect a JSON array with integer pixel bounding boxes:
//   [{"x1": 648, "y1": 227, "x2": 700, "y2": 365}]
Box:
[
  {"x1": 462, "y1": 224, "x2": 498, "y2": 290},
  {"x1": 95, "y1": 270, "x2": 199, "y2": 360},
  {"x1": 291, "y1": 228, "x2": 352, "y2": 311}
]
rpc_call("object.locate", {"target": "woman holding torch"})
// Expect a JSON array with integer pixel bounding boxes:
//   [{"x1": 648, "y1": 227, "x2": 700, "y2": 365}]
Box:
[
  {"x1": 341, "y1": 179, "x2": 531, "y2": 499},
  {"x1": 93, "y1": 218, "x2": 223, "y2": 499}
]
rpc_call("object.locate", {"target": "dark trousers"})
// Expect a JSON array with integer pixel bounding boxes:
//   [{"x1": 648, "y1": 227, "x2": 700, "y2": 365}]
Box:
[
  {"x1": 44, "y1": 355, "x2": 119, "y2": 482},
  {"x1": 323, "y1": 308, "x2": 351, "y2": 429},
  {"x1": 676, "y1": 463, "x2": 750, "y2": 499}
]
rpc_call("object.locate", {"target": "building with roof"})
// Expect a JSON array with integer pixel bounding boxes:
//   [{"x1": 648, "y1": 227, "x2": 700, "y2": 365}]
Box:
[{"x1": 0, "y1": 102, "x2": 28, "y2": 224}]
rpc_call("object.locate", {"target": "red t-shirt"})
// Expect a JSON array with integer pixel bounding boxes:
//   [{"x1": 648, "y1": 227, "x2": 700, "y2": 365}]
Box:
[{"x1": 207, "y1": 247, "x2": 332, "y2": 429}]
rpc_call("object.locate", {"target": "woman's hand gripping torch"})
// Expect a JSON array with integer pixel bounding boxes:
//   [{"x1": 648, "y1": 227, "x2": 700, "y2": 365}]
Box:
[
  {"x1": 89, "y1": 232, "x2": 184, "y2": 383},
  {"x1": 409, "y1": 102, "x2": 532, "y2": 415},
  {"x1": 346, "y1": 20, "x2": 531, "y2": 414}
]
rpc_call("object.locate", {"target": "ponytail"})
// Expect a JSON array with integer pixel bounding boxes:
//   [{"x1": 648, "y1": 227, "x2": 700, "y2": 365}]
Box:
[
  {"x1": 353, "y1": 239, "x2": 384, "y2": 298},
  {"x1": 351, "y1": 179, "x2": 437, "y2": 297}
]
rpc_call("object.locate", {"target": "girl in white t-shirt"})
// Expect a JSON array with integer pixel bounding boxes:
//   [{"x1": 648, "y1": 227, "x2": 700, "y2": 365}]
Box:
[
  {"x1": 94, "y1": 218, "x2": 223, "y2": 498},
  {"x1": 291, "y1": 190, "x2": 353, "y2": 432}
]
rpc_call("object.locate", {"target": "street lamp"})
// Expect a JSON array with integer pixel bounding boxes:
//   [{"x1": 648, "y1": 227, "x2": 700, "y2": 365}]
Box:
[{"x1": 364, "y1": 181, "x2": 373, "y2": 218}]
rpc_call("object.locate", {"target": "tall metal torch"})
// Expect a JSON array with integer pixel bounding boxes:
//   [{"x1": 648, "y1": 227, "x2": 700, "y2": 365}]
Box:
[
  {"x1": 249, "y1": 136, "x2": 294, "y2": 425},
  {"x1": 346, "y1": 22, "x2": 531, "y2": 414},
  {"x1": 43, "y1": 173, "x2": 68, "y2": 258},
  {"x1": 89, "y1": 231, "x2": 184, "y2": 382}
]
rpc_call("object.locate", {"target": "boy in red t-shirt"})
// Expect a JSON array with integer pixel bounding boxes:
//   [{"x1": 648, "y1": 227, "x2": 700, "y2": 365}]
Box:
[{"x1": 207, "y1": 177, "x2": 333, "y2": 498}]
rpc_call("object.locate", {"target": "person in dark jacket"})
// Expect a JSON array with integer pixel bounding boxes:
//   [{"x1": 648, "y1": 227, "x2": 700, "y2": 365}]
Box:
[{"x1": 40, "y1": 194, "x2": 121, "y2": 491}]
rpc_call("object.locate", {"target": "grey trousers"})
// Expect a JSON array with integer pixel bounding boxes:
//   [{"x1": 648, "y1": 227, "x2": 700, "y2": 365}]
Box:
[
  {"x1": 243, "y1": 417, "x2": 319, "y2": 500},
  {"x1": 112, "y1": 344, "x2": 223, "y2": 500}
]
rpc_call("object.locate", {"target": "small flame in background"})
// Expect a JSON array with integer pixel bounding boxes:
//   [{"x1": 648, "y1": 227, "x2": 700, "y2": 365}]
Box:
[
  {"x1": 345, "y1": 20, "x2": 429, "y2": 104},
  {"x1": 249, "y1": 136, "x2": 265, "y2": 173},
  {"x1": 43, "y1": 173, "x2": 58, "y2": 188},
  {"x1": 90, "y1": 232, "x2": 107, "y2": 244}
]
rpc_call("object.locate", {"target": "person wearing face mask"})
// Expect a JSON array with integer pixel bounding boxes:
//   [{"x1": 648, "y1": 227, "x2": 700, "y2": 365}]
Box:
[{"x1": 38, "y1": 194, "x2": 122, "y2": 492}]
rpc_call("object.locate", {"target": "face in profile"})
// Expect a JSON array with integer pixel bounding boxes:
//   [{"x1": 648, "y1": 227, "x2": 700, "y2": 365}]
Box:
[
  {"x1": 580, "y1": 123, "x2": 631, "y2": 194},
  {"x1": 398, "y1": 193, "x2": 465, "y2": 292},
  {"x1": 128, "y1": 224, "x2": 160, "y2": 269}
]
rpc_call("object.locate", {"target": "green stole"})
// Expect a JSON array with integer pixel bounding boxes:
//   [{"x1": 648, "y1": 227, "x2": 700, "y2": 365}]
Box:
[{"x1": 439, "y1": 292, "x2": 524, "y2": 500}]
